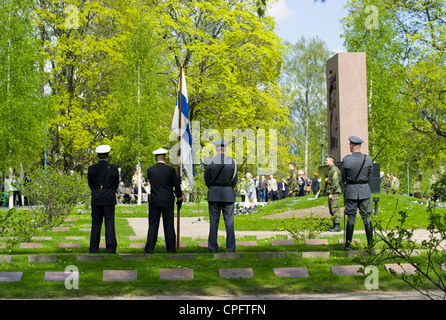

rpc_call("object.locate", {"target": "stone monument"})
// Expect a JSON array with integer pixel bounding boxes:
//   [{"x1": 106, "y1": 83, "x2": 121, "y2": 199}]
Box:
[
  {"x1": 326, "y1": 52, "x2": 369, "y2": 161},
  {"x1": 325, "y1": 52, "x2": 380, "y2": 194}
]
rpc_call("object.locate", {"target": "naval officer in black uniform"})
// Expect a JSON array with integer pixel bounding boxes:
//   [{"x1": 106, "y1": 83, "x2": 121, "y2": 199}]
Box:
[
  {"x1": 144, "y1": 148, "x2": 183, "y2": 253},
  {"x1": 88, "y1": 145, "x2": 120, "y2": 253},
  {"x1": 204, "y1": 140, "x2": 238, "y2": 253},
  {"x1": 341, "y1": 136, "x2": 374, "y2": 250}
]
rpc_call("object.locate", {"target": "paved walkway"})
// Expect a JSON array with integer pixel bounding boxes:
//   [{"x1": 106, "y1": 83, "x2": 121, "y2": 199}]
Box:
[
  {"x1": 61, "y1": 291, "x2": 440, "y2": 300},
  {"x1": 126, "y1": 217, "x2": 289, "y2": 239}
]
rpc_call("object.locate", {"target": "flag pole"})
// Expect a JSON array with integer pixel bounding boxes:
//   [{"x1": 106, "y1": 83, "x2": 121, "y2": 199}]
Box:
[{"x1": 176, "y1": 64, "x2": 183, "y2": 253}]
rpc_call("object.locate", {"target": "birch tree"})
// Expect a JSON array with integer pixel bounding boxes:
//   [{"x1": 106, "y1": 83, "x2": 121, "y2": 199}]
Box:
[{"x1": 281, "y1": 37, "x2": 331, "y2": 173}]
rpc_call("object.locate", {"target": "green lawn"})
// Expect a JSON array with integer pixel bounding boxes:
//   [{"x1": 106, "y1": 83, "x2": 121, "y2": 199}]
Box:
[{"x1": 0, "y1": 194, "x2": 443, "y2": 298}]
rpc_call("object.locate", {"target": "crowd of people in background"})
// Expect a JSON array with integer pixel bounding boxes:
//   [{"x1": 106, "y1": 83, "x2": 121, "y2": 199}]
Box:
[
  {"x1": 2, "y1": 163, "x2": 444, "y2": 209},
  {"x1": 380, "y1": 165, "x2": 445, "y2": 201},
  {"x1": 237, "y1": 170, "x2": 321, "y2": 208}
]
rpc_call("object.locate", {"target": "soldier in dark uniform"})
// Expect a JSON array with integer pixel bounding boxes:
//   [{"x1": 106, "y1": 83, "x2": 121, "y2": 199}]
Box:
[
  {"x1": 341, "y1": 136, "x2": 374, "y2": 250},
  {"x1": 144, "y1": 148, "x2": 183, "y2": 253},
  {"x1": 325, "y1": 154, "x2": 342, "y2": 232},
  {"x1": 88, "y1": 145, "x2": 120, "y2": 254},
  {"x1": 204, "y1": 140, "x2": 238, "y2": 253}
]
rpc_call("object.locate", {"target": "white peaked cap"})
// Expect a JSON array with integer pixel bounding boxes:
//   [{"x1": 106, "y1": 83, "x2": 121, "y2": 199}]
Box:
[
  {"x1": 95, "y1": 145, "x2": 111, "y2": 154},
  {"x1": 153, "y1": 148, "x2": 168, "y2": 155}
]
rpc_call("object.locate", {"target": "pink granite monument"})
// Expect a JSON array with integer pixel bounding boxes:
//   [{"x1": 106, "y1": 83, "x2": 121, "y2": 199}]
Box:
[{"x1": 326, "y1": 52, "x2": 369, "y2": 161}]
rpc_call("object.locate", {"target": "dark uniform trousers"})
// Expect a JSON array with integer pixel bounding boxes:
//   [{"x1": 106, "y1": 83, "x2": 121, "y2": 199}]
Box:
[
  {"x1": 88, "y1": 160, "x2": 119, "y2": 254},
  {"x1": 341, "y1": 152, "x2": 374, "y2": 248},
  {"x1": 90, "y1": 205, "x2": 117, "y2": 253},
  {"x1": 208, "y1": 202, "x2": 235, "y2": 253},
  {"x1": 144, "y1": 162, "x2": 182, "y2": 254},
  {"x1": 204, "y1": 153, "x2": 238, "y2": 253},
  {"x1": 145, "y1": 205, "x2": 176, "y2": 253}
]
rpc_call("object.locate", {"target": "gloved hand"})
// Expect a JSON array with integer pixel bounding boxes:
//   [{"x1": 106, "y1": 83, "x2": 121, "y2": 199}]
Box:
[{"x1": 176, "y1": 198, "x2": 183, "y2": 210}]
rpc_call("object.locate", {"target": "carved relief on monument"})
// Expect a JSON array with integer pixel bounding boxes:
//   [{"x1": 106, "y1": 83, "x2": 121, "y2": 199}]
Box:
[{"x1": 328, "y1": 70, "x2": 338, "y2": 151}]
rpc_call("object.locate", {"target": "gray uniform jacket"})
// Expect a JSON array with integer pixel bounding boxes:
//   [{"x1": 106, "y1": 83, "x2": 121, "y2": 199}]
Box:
[
  {"x1": 204, "y1": 153, "x2": 238, "y2": 203},
  {"x1": 341, "y1": 152, "x2": 373, "y2": 200}
]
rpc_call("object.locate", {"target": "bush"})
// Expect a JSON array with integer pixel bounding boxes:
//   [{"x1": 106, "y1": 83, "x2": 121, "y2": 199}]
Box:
[
  {"x1": 0, "y1": 167, "x2": 89, "y2": 246},
  {"x1": 282, "y1": 212, "x2": 332, "y2": 243},
  {"x1": 355, "y1": 201, "x2": 446, "y2": 300}
]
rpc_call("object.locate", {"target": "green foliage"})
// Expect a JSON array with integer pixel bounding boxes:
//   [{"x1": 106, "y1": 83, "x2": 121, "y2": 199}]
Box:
[
  {"x1": 0, "y1": 167, "x2": 89, "y2": 246},
  {"x1": 280, "y1": 37, "x2": 331, "y2": 174},
  {"x1": 356, "y1": 202, "x2": 446, "y2": 300},
  {"x1": 342, "y1": 0, "x2": 446, "y2": 182},
  {"x1": 432, "y1": 174, "x2": 446, "y2": 200},
  {"x1": 0, "y1": 0, "x2": 47, "y2": 172},
  {"x1": 22, "y1": 167, "x2": 90, "y2": 226},
  {"x1": 282, "y1": 212, "x2": 332, "y2": 243}
]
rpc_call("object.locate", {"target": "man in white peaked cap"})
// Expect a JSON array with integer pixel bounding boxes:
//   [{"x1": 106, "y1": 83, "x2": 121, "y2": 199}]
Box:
[
  {"x1": 87, "y1": 145, "x2": 119, "y2": 253},
  {"x1": 144, "y1": 148, "x2": 183, "y2": 253}
]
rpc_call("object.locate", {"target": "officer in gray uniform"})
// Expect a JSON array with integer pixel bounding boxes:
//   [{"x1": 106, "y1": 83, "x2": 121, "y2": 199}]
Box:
[
  {"x1": 204, "y1": 140, "x2": 238, "y2": 253},
  {"x1": 341, "y1": 136, "x2": 374, "y2": 250}
]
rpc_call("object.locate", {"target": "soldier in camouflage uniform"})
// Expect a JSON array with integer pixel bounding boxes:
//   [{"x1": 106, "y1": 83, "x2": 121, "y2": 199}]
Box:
[
  {"x1": 325, "y1": 155, "x2": 342, "y2": 232},
  {"x1": 287, "y1": 162, "x2": 300, "y2": 197}
]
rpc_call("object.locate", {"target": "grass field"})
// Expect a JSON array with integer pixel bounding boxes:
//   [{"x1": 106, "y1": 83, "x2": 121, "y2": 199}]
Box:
[{"x1": 0, "y1": 194, "x2": 444, "y2": 298}]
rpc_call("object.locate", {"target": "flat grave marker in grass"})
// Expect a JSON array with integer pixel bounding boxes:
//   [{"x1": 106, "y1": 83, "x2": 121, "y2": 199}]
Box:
[
  {"x1": 330, "y1": 265, "x2": 363, "y2": 276},
  {"x1": 159, "y1": 268, "x2": 194, "y2": 280},
  {"x1": 0, "y1": 272, "x2": 23, "y2": 282},
  {"x1": 28, "y1": 255, "x2": 57, "y2": 263},
  {"x1": 219, "y1": 268, "x2": 254, "y2": 279},
  {"x1": 270, "y1": 240, "x2": 294, "y2": 246},
  {"x1": 274, "y1": 267, "x2": 310, "y2": 278},
  {"x1": 302, "y1": 251, "x2": 330, "y2": 258},
  {"x1": 0, "y1": 256, "x2": 13, "y2": 263},
  {"x1": 44, "y1": 271, "x2": 79, "y2": 282},
  {"x1": 103, "y1": 270, "x2": 138, "y2": 282},
  {"x1": 258, "y1": 252, "x2": 288, "y2": 259},
  {"x1": 214, "y1": 253, "x2": 242, "y2": 259},
  {"x1": 168, "y1": 254, "x2": 196, "y2": 260},
  {"x1": 76, "y1": 255, "x2": 105, "y2": 262},
  {"x1": 237, "y1": 241, "x2": 257, "y2": 247},
  {"x1": 52, "y1": 227, "x2": 70, "y2": 232},
  {"x1": 305, "y1": 239, "x2": 329, "y2": 245},
  {"x1": 385, "y1": 263, "x2": 417, "y2": 275},
  {"x1": 20, "y1": 243, "x2": 43, "y2": 249}
]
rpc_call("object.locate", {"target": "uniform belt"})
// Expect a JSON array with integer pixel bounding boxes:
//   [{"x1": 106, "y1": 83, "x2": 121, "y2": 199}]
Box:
[
  {"x1": 210, "y1": 183, "x2": 232, "y2": 187},
  {"x1": 346, "y1": 180, "x2": 369, "y2": 185}
]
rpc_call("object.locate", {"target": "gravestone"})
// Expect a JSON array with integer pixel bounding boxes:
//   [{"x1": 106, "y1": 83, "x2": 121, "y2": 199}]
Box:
[
  {"x1": 305, "y1": 239, "x2": 329, "y2": 245},
  {"x1": 159, "y1": 269, "x2": 194, "y2": 280},
  {"x1": 20, "y1": 243, "x2": 43, "y2": 249},
  {"x1": 237, "y1": 241, "x2": 257, "y2": 247},
  {"x1": 219, "y1": 268, "x2": 254, "y2": 279},
  {"x1": 76, "y1": 255, "x2": 104, "y2": 261},
  {"x1": 258, "y1": 252, "x2": 288, "y2": 259},
  {"x1": 52, "y1": 227, "x2": 70, "y2": 232},
  {"x1": 103, "y1": 270, "x2": 137, "y2": 281},
  {"x1": 44, "y1": 271, "x2": 79, "y2": 282},
  {"x1": 274, "y1": 267, "x2": 310, "y2": 278},
  {"x1": 0, "y1": 256, "x2": 13, "y2": 263},
  {"x1": 214, "y1": 253, "x2": 242, "y2": 259},
  {"x1": 302, "y1": 251, "x2": 330, "y2": 258},
  {"x1": 28, "y1": 255, "x2": 57, "y2": 263},
  {"x1": 330, "y1": 265, "x2": 363, "y2": 276},
  {"x1": 385, "y1": 263, "x2": 417, "y2": 275},
  {"x1": 0, "y1": 272, "x2": 23, "y2": 282},
  {"x1": 270, "y1": 240, "x2": 294, "y2": 246}
]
